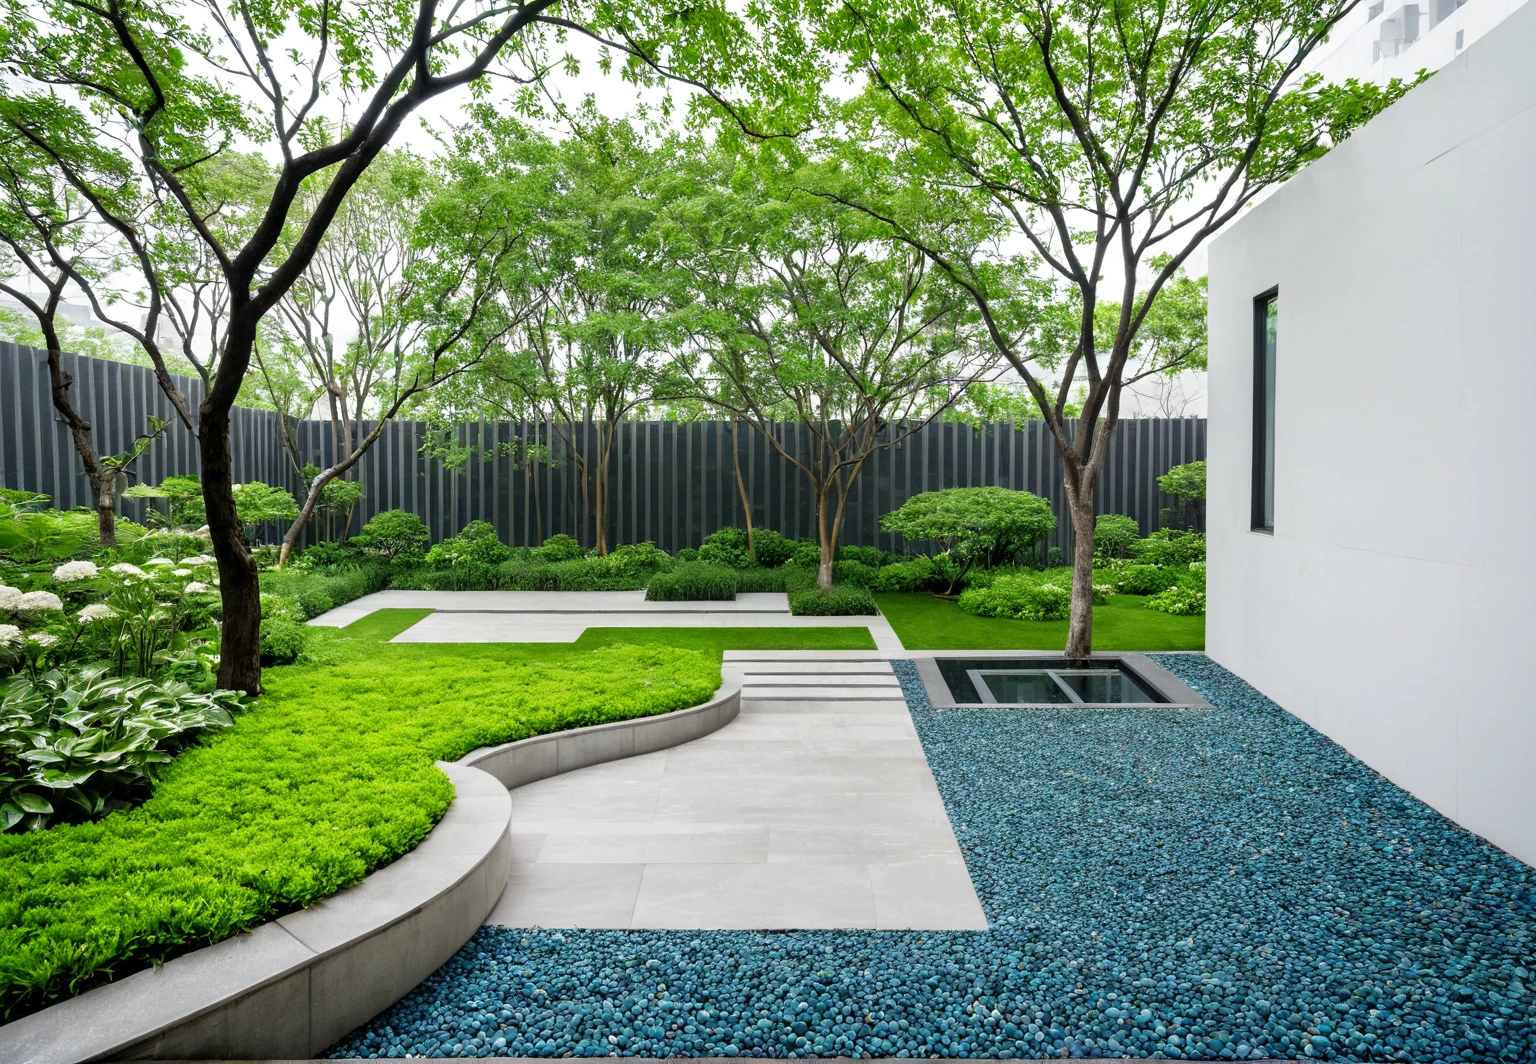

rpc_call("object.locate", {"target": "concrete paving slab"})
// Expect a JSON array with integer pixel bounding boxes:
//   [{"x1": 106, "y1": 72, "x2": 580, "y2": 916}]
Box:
[
  {"x1": 487, "y1": 864, "x2": 644, "y2": 928},
  {"x1": 484, "y1": 651, "x2": 984, "y2": 930}
]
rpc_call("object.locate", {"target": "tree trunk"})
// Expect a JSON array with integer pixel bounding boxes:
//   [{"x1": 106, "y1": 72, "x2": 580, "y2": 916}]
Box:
[
  {"x1": 1062, "y1": 469, "x2": 1098, "y2": 661},
  {"x1": 200, "y1": 400, "x2": 263, "y2": 695},
  {"x1": 815, "y1": 485, "x2": 836, "y2": 590},
  {"x1": 731, "y1": 420, "x2": 754, "y2": 556},
  {"x1": 94, "y1": 480, "x2": 117, "y2": 547}
]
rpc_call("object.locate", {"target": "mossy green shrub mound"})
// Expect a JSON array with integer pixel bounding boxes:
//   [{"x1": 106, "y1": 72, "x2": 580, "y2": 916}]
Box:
[
  {"x1": 788, "y1": 584, "x2": 878, "y2": 616},
  {"x1": 0, "y1": 641, "x2": 719, "y2": 1017},
  {"x1": 645, "y1": 563, "x2": 738, "y2": 601}
]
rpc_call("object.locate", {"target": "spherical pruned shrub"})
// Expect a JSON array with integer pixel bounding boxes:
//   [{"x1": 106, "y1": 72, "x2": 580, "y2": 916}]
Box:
[
  {"x1": 604, "y1": 542, "x2": 673, "y2": 580},
  {"x1": 1093, "y1": 513, "x2": 1141, "y2": 559},
  {"x1": 748, "y1": 529, "x2": 795, "y2": 569},
  {"x1": 645, "y1": 562, "x2": 738, "y2": 601},
  {"x1": 787, "y1": 584, "x2": 878, "y2": 616},
  {"x1": 532, "y1": 533, "x2": 584, "y2": 563},
  {"x1": 698, "y1": 528, "x2": 752, "y2": 570}
]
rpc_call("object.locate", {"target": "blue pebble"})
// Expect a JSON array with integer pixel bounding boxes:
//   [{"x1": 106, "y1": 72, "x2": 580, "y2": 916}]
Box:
[{"x1": 326, "y1": 656, "x2": 1536, "y2": 1062}]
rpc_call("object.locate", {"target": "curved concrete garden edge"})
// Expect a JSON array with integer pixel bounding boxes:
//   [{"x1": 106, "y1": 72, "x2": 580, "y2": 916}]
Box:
[{"x1": 0, "y1": 677, "x2": 742, "y2": 1064}]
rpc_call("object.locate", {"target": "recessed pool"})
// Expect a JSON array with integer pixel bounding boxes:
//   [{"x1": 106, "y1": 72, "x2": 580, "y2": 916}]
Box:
[{"x1": 933, "y1": 657, "x2": 1168, "y2": 706}]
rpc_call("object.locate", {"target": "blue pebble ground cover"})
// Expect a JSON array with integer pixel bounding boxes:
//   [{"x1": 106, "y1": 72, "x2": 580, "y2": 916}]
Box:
[{"x1": 331, "y1": 656, "x2": 1535, "y2": 1061}]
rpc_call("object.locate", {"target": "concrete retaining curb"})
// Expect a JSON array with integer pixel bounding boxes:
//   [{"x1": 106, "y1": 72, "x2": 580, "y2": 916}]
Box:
[
  {"x1": 459, "y1": 674, "x2": 741, "y2": 789},
  {"x1": 0, "y1": 676, "x2": 741, "y2": 1064}
]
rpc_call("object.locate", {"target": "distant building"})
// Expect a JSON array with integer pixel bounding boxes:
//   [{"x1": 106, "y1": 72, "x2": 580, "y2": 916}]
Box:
[{"x1": 1303, "y1": 0, "x2": 1530, "y2": 83}]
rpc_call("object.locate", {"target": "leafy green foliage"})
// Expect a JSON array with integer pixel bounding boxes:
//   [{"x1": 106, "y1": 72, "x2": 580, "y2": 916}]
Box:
[
  {"x1": 732, "y1": 568, "x2": 788, "y2": 593},
  {"x1": 698, "y1": 528, "x2": 753, "y2": 570},
  {"x1": 1135, "y1": 530, "x2": 1207, "y2": 567},
  {"x1": 1158, "y1": 461, "x2": 1207, "y2": 502},
  {"x1": 787, "y1": 584, "x2": 878, "y2": 616},
  {"x1": 1094, "y1": 514, "x2": 1142, "y2": 560},
  {"x1": 830, "y1": 560, "x2": 879, "y2": 588},
  {"x1": 259, "y1": 563, "x2": 391, "y2": 619},
  {"x1": 869, "y1": 557, "x2": 942, "y2": 593},
  {"x1": 645, "y1": 563, "x2": 739, "y2": 602},
  {"x1": 532, "y1": 534, "x2": 584, "y2": 563},
  {"x1": 258, "y1": 615, "x2": 309, "y2": 667},
  {"x1": 0, "y1": 507, "x2": 95, "y2": 563},
  {"x1": 0, "y1": 639, "x2": 719, "y2": 1015},
  {"x1": 1145, "y1": 585, "x2": 1207, "y2": 616},
  {"x1": 875, "y1": 592, "x2": 1205, "y2": 651},
  {"x1": 350, "y1": 511, "x2": 429, "y2": 563},
  {"x1": 836, "y1": 545, "x2": 894, "y2": 569},
  {"x1": 881, "y1": 488, "x2": 1056, "y2": 575},
  {"x1": 1111, "y1": 565, "x2": 1181, "y2": 596},
  {"x1": 1, "y1": 667, "x2": 244, "y2": 832},
  {"x1": 959, "y1": 574, "x2": 1072, "y2": 622},
  {"x1": 425, "y1": 521, "x2": 513, "y2": 570},
  {"x1": 749, "y1": 529, "x2": 796, "y2": 569},
  {"x1": 122, "y1": 476, "x2": 205, "y2": 530},
  {"x1": 232, "y1": 482, "x2": 299, "y2": 539}
]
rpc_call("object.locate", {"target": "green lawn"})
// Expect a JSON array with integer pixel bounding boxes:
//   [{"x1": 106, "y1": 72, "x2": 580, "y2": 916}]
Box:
[
  {"x1": 0, "y1": 613, "x2": 726, "y2": 1017},
  {"x1": 346, "y1": 609, "x2": 878, "y2": 660},
  {"x1": 875, "y1": 592, "x2": 1205, "y2": 651}
]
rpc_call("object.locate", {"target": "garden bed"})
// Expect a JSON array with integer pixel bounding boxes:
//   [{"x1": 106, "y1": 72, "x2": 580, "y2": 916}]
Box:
[
  {"x1": 0, "y1": 619, "x2": 720, "y2": 1019},
  {"x1": 876, "y1": 591, "x2": 1206, "y2": 650},
  {"x1": 329, "y1": 655, "x2": 1536, "y2": 1062}
]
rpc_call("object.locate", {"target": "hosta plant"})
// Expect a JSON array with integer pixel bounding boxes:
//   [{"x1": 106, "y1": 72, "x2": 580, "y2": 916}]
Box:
[{"x1": 1, "y1": 667, "x2": 245, "y2": 832}]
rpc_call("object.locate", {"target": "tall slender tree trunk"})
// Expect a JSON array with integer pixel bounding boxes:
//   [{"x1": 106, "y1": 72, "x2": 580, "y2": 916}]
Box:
[
  {"x1": 201, "y1": 328, "x2": 263, "y2": 696},
  {"x1": 41, "y1": 326, "x2": 117, "y2": 547},
  {"x1": 731, "y1": 420, "x2": 754, "y2": 556},
  {"x1": 1062, "y1": 465, "x2": 1099, "y2": 660}
]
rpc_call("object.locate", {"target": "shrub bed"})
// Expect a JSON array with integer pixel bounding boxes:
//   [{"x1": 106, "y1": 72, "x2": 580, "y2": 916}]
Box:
[
  {"x1": 787, "y1": 584, "x2": 878, "y2": 616},
  {"x1": 645, "y1": 563, "x2": 738, "y2": 601},
  {"x1": 0, "y1": 639, "x2": 719, "y2": 1017}
]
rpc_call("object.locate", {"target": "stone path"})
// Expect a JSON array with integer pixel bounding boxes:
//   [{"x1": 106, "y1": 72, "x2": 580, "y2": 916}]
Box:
[
  {"x1": 484, "y1": 651, "x2": 987, "y2": 930},
  {"x1": 309, "y1": 590, "x2": 905, "y2": 653}
]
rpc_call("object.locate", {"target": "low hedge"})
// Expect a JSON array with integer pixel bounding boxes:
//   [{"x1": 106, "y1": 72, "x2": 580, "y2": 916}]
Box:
[
  {"x1": 645, "y1": 562, "x2": 738, "y2": 601},
  {"x1": 788, "y1": 584, "x2": 878, "y2": 616},
  {"x1": 259, "y1": 562, "x2": 391, "y2": 619},
  {"x1": 733, "y1": 567, "x2": 788, "y2": 594},
  {"x1": 0, "y1": 639, "x2": 720, "y2": 1017}
]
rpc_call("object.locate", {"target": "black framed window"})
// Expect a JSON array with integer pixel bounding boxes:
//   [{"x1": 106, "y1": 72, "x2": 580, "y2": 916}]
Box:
[{"x1": 1251, "y1": 289, "x2": 1278, "y2": 532}]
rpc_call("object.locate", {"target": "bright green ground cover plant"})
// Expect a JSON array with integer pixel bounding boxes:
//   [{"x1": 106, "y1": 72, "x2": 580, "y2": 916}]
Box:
[
  {"x1": 0, "y1": 624, "x2": 720, "y2": 1017},
  {"x1": 875, "y1": 592, "x2": 1204, "y2": 651}
]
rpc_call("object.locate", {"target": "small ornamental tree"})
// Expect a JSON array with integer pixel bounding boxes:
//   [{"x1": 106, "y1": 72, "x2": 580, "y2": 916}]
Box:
[
  {"x1": 1158, "y1": 461, "x2": 1207, "y2": 531},
  {"x1": 881, "y1": 487, "x2": 1055, "y2": 594},
  {"x1": 804, "y1": 0, "x2": 1421, "y2": 655},
  {"x1": 1094, "y1": 514, "x2": 1142, "y2": 560},
  {"x1": 350, "y1": 510, "x2": 429, "y2": 564},
  {"x1": 232, "y1": 483, "x2": 300, "y2": 544}
]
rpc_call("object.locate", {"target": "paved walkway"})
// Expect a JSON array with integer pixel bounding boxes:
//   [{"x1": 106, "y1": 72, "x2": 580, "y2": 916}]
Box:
[
  {"x1": 484, "y1": 651, "x2": 987, "y2": 930},
  {"x1": 310, "y1": 589, "x2": 905, "y2": 652}
]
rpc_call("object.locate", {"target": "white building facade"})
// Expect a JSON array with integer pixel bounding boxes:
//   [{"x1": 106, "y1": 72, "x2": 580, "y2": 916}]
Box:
[
  {"x1": 1305, "y1": 0, "x2": 1530, "y2": 84},
  {"x1": 1206, "y1": 3, "x2": 1536, "y2": 866}
]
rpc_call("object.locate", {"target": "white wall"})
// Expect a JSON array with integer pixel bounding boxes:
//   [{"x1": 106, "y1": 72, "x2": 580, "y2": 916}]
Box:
[{"x1": 1207, "y1": 1, "x2": 1536, "y2": 867}]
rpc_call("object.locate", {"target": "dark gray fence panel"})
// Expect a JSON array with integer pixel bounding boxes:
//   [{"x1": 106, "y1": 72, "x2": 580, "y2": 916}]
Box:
[{"x1": 2, "y1": 343, "x2": 1205, "y2": 553}]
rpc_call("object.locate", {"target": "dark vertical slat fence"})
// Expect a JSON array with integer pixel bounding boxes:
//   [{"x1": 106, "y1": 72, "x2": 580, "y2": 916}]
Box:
[{"x1": 2, "y1": 343, "x2": 1206, "y2": 554}]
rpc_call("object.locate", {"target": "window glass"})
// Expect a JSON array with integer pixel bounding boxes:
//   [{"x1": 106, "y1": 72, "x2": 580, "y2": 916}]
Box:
[{"x1": 1253, "y1": 291, "x2": 1277, "y2": 531}]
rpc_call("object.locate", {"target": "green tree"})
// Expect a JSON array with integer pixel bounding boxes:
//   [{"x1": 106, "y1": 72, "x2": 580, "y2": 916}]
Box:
[
  {"x1": 804, "y1": 0, "x2": 1420, "y2": 655},
  {"x1": 0, "y1": 0, "x2": 785, "y2": 692},
  {"x1": 671, "y1": 140, "x2": 996, "y2": 588},
  {"x1": 1158, "y1": 460, "x2": 1207, "y2": 530},
  {"x1": 882, "y1": 487, "x2": 1056, "y2": 594}
]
